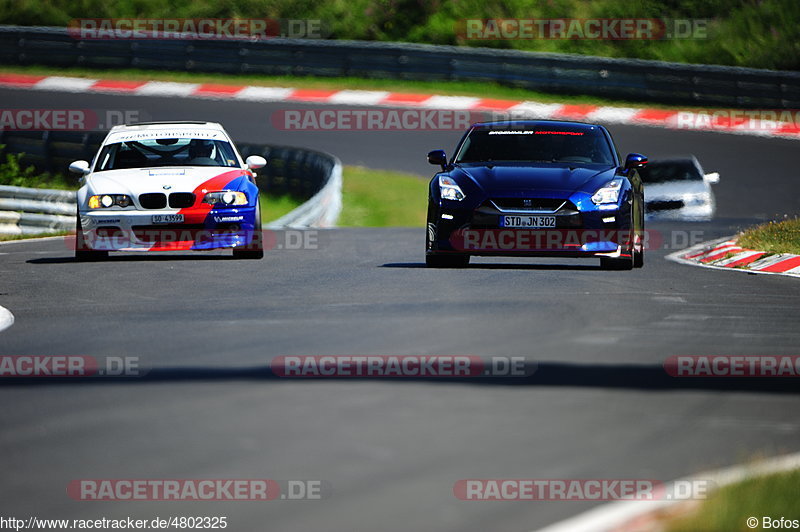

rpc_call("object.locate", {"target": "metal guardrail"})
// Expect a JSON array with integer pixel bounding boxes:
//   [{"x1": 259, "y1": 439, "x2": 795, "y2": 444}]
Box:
[
  {"x1": 267, "y1": 159, "x2": 341, "y2": 228},
  {"x1": 0, "y1": 133, "x2": 342, "y2": 234},
  {"x1": 1, "y1": 25, "x2": 799, "y2": 108},
  {"x1": 0, "y1": 184, "x2": 75, "y2": 234}
]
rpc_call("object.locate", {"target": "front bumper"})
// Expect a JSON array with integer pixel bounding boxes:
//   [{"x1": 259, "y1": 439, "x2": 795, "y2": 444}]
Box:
[
  {"x1": 645, "y1": 202, "x2": 713, "y2": 222},
  {"x1": 78, "y1": 207, "x2": 258, "y2": 252},
  {"x1": 427, "y1": 199, "x2": 634, "y2": 258}
]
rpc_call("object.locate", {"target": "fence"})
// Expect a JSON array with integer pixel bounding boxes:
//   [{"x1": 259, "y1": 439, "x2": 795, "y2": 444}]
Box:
[
  {"x1": 0, "y1": 131, "x2": 341, "y2": 234},
  {"x1": 1, "y1": 25, "x2": 799, "y2": 108}
]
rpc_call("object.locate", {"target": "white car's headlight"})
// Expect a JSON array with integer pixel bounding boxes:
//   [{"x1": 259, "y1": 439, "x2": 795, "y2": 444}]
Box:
[
  {"x1": 88, "y1": 194, "x2": 133, "y2": 209},
  {"x1": 439, "y1": 176, "x2": 465, "y2": 201},
  {"x1": 591, "y1": 179, "x2": 624, "y2": 205},
  {"x1": 203, "y1": 191, "x2": 248, "y2": 206}
]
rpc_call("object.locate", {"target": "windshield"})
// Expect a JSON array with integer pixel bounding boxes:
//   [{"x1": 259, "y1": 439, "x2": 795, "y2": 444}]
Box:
[
  {"x1": 639, "y1": 161, "x2": 702, "y2": 183},
  {"x1": 454, "y1": 127, "x2": 615, "y2": 165},
  {"x1": 94, "y1": 138, "x2": 240, "y2": 171}
]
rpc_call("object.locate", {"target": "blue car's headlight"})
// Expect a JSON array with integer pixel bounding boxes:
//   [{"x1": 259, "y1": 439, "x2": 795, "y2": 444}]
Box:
[
  {"x1": 439, "y1": 176, "x2": 465, "y2": 201},
  {"x1": 591, "y1": 179, "x2": 624, "y2": 205}
]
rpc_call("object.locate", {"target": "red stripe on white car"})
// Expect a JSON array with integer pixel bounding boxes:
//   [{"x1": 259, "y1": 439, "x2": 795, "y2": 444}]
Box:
[{"x1": 148, "y1": 169, "x2": 250, "y2": 252}]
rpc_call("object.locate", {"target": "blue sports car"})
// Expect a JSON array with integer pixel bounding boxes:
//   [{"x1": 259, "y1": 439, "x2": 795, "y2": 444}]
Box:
[{"x1": 425, "y1": 120, "x2": 646, "y2": 269}]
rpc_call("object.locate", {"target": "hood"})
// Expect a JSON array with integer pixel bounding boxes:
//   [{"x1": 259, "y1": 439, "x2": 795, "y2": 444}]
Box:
[
  {"x1": 453, "y1": 163, "x2": 617, "y2": 198},
  {"x1": 85, "y1": 167, "x2": 250, "y2": 195}
]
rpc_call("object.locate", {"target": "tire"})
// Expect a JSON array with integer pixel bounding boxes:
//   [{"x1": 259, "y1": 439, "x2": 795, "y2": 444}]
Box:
[
  {"x1": 600, "y1": 254, "x2": 633, "y2": 270},
  {"x1": 426, "y1": 253, "x2": 470, "y2": 268},
  {"x1": 74, "y1": 212, "x2": 108, "y2": 262},
  {"x1": 602, "y1": 205, "x2": 637, "y2": 270},
  {"x1": 633, "y1": 247, "x2": 644, "y2": 268},
  {"x1": 634, "y1": 201, "x2": 645, "y2": 268},
  {"x1": 233, "y1": 202, "x2": 264, "y2": 260}
]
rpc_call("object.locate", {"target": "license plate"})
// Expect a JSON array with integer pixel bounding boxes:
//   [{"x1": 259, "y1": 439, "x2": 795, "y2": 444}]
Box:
[
  {"x1": 151, "y1": 214, "x2": 184, "y2": 224},
  {"x1": 500, "y1": 215, "x2": 556, "y2": 228}
]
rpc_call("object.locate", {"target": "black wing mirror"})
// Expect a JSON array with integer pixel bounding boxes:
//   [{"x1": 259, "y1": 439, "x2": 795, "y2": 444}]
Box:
[
  {"x1": 624, "y1": 153, "x2": 648, "y2": 170},
  {"x1": 427, "y1": 149, "x2": 447, "y2": 170}
]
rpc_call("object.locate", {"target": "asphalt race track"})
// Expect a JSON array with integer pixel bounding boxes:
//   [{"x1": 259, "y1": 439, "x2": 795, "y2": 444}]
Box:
[{"x1": 1, "y1": 87, "x2": 799, "y2": 532}]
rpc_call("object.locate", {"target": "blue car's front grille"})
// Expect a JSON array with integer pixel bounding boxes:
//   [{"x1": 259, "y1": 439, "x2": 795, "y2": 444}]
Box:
[{"x1": 489, "y1": 198, "x2": 566, "y2": 212}]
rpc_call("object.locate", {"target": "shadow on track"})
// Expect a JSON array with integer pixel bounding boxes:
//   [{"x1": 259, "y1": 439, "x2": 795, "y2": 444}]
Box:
[
  {"x1": 382, "y1": 262, "x2": 603, "y2": 270},
  {"x1": 26, "y1": 254, "x2": 234, "y2": 264},
  {"x1": 3, "y1": 361, "x2": 798, "y2": 395}
]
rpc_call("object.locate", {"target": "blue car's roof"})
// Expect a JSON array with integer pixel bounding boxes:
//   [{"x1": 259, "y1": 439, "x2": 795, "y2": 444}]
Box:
[{"x1": 470, "y1": 120, "x2": 601, "y2": 130}]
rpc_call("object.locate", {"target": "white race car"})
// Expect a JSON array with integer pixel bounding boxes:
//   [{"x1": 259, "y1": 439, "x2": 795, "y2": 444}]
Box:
[
  {"x1": 640, "y1": 156, "x2": 720, "y2": 221},
  {"x1": 70, "y1": 121, "x2": 266, "y2": 260}
]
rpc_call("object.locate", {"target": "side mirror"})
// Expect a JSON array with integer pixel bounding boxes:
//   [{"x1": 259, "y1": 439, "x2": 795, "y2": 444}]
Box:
[
  {"x1": 69, "y1": 160, "x2": 90, "y2": 175},
  {"x1": 246, "y1": 155, "x2": 267, "y2": 170},
  {"x1": 624, "y1": 153, "x2": 648, "y2": 170},
  {"x1": 427, "y1": 149, "x2": 447, "y2": 170},
  {"x1": 703, "y1": 172, "x2": 720, "y2": 184}
]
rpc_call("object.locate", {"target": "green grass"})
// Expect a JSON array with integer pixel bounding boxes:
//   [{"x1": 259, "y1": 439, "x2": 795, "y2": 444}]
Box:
[
  {"x1": 0, "y1": 150, "x2": 76, "y2": 190},
  {"x1": 339, "y1": 165, "x2": 427, "y2": 227},
  {"x1": 0, "y1": 64, "x2": 725, "y2": 111},
  {"x1": 0, "y1": 231, "x2": 70, "y2": 242},
  {"x1": 260, "y1": 192, "x2": 303, "y2": 221},
  {"x1": 665, "y1": 469, "x2": 800, "y2": 532},
  {"x1": 737, "y1": 218, "x2": 800, "y2": 255},
  {"x1": 2, "y1": 0, "x2": 798, "y2": 70}
]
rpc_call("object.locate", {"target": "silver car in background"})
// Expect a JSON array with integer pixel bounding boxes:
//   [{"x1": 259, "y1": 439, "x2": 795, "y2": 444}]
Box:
[{"x1": 640, "y1": 156, "x2": 719, "y2": 221}]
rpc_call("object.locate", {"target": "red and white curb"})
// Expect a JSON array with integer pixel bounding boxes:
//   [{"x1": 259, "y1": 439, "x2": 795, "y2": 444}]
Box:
[
  {"x1": 667, "y1": 237, "x2": 800, "y2": 278},
  {"x1": 1, "y1": 73, "x2": 799, "y2": 140},
  {"x1": 533, "y1": 451, "x2": 800, "y2": 532}
]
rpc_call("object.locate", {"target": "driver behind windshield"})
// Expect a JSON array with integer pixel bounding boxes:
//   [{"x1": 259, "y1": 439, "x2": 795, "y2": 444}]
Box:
[{"x1": 187, "y1": 139, "x2": 217, "y2": 166}]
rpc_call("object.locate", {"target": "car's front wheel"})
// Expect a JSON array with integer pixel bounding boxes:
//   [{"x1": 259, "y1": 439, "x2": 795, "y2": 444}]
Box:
[
  {"x1": 233, "y1": 202, "x2": 264, "y2": 260},
  {"x1": 74, "y1": 212, "x2": 108, "y2": 262},
  {"x1": 601, "y1": 254, "x2": 633, "y2": 270},
  {"x1": 426, "y1": 253, "x2": 470, "y2": 268},
  {"x1": 633, "y1": 246, "x2": 644, "y2": 268},
  {"x1": 633, "y1": 201, "x2": 645, "y2": 268}
]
